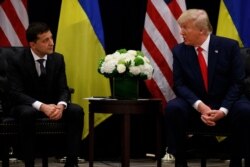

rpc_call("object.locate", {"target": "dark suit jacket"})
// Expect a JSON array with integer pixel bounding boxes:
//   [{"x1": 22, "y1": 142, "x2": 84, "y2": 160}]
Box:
[
  {"x1": 244, "y1": 48, "x2": 250, "y2": 99},
  {"x1": 172, "y1": 35, "x2": 245, "y2": 111},
  {"x1": 7, "y1": 48, "x2": 69, "y2": 106}
]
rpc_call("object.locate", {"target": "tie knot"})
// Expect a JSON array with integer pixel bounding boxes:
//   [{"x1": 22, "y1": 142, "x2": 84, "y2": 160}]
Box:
[
  {"x1": 37, "y1": 59, "x2": 45, "y2": 64},
  {"x1": 197, "y1": 47, "x2": 203, "y2": 53},
  {"x1": 37, "y1": 59, "x2": 46, "y2": 77}
]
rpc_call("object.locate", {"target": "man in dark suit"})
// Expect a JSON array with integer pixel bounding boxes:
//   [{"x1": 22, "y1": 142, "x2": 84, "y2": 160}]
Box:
[
  {"x1": 165, "y1": 9, "x2": 250, "y2": 167},
  {"x1": 7, "y1": 22, "x2": 84, "y2": 167}
]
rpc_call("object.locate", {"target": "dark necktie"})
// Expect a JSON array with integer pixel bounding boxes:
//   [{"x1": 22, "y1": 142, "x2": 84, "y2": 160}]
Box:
[
  {"x1": 37, "y1": 59, "x2": 46, "y2": 77},
  {"x1": 197, "y1": 47, "x2": 208, "y2": 91}
]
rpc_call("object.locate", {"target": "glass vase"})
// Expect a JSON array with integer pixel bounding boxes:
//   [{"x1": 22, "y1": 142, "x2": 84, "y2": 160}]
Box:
[{"x1": 112, "y1": 77, "x2": 139, "y2": 99}]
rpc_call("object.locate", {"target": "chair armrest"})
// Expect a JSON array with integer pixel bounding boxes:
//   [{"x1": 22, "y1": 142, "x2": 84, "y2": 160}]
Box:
[
  {"x1": 69, "y1": 88, "x2": 75, "y2": 94},
  {"x1": 68, "y1": 87, "x2": 75, "y2": 102}
]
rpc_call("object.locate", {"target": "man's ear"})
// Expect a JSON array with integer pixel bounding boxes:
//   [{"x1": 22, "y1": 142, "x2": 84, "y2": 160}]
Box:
[{"x1": 29, "y1": 42, "x2": 36, "y2": 48}]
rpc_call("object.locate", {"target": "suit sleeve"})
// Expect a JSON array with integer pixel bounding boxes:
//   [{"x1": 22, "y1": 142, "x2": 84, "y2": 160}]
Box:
[
  {"x1": 7, "y1": 51, "x2": 38, "y2": 105},
  {"x1": 172, "y1": 46, "x2": 200, "y2": 105},
  {"x1": 220, "y1": 41, "x2": 245, "y2": 110},
  {"x1": 56, "y1": 54, "x2": 70, "y2": 103}
]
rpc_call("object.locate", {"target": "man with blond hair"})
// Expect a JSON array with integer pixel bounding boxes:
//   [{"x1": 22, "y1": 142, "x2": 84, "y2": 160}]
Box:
[{"x1": 165, "y1": 9, "x2": 250, "y2": 167}]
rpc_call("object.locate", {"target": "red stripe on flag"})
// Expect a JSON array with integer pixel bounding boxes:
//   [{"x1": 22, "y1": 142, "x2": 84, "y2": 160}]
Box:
[
  {"x1": 147, "y1": 0, "x2": 178, "y2": 50},
  {"x1": 21, "y1": 0, "x2": 27, "y2": 7},
  {"x1": 0, "y1": 28, "x2": 11, "y2": 46},
  {"x1": 0, "y1": 0, "x2": 28, "y2": 46},
  {"x1": 167, "y1": 0, "x2": 183, "y2": 20},
  {"x1": 143, "y1": 30, "x2": 173, "y2": 87},
  {"x1": 1, "y1": 1, "x2": 27, "y2": 46}
]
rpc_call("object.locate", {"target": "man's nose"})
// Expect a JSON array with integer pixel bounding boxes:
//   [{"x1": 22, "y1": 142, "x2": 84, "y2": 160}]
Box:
[{"x1": 50, "y1": 39, "x2": 54, "y2": 46}]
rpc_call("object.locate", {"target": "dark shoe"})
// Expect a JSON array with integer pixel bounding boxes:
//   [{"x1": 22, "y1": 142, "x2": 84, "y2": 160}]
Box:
[{"x1": 229, "y1": 158, "x2": 242, "y2": 167}]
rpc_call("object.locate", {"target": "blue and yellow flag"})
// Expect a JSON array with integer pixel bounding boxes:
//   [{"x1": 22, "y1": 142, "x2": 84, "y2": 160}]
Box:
[
  {"x1": 216, "y1": 0, "x2": 250, "y2": 47},
  {"x1": 55, "y1": 0, "x2": 111, "y2": 138}
]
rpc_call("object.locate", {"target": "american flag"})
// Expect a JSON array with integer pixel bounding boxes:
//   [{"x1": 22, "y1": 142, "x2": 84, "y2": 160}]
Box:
[
  {"x1": 0, "y1": 0, "x2": 28, "y2": 47},
  {"x1": 142, "y1": 0, "x2": 186, "y2": 106}
]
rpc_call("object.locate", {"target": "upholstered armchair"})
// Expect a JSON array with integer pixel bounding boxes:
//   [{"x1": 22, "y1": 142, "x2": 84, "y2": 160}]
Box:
[{"x1": 0, "y1": 47, "x2": 73, "y2": 167}]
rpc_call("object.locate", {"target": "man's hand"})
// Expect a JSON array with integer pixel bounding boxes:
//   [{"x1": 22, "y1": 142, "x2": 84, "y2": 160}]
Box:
[
  {"x1": 39, "y1": 104, "x2": 64, "y2": 120},
  {"x1": 201, "y1": 110, "x2": 225, "y2": 126},
  {"x1": 197, "y1": 102, "x2": 211, "y2": 115},
  {"x1": 197, "y1": 102, "x2": 225, "y2": 126}
]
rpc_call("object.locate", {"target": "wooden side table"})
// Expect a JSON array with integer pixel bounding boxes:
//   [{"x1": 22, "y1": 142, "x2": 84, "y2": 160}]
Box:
[{"x1": 88, "y1": 98, "x2": 162, "y2": 167}]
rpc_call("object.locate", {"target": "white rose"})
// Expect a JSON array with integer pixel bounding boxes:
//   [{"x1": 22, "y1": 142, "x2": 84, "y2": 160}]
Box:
[
  {"x1": 117, "y1": 64, "x2": 126, "y2": 73},
  {"x1": 101, "y1": 60, "x2": 117, "y2": 73},
  {"x1": 124, "y1": 54, "x2": 135, "y2": 65},
  {"x1": 104, "y1": 54, "x2": 114, "y2": 62},
  {"x1": 113, "y1": 51, "x2": 121, "y2": 57},
  {"x1": 141, "y1": 64, "x2": 154, "y2": 79},
  {"x1": 129, "y1": 66, "x2": 141, "y2": 75},
  {"x1": 127, "y1": 50, "x2": 137, "y2": 56}
]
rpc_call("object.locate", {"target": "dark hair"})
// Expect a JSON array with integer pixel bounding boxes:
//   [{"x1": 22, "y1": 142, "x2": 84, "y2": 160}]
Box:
[{"x1": 26, "y1": 22, "x2": 50, "y2": 42}]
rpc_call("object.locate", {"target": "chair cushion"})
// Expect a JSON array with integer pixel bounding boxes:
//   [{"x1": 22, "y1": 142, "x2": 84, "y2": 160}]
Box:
[
  {"x1": 0, "y1": 117, "x2": 65, "y2": 136},
  {"x1": 0, "y1": 117, "x2": 17, "y2": 135}
]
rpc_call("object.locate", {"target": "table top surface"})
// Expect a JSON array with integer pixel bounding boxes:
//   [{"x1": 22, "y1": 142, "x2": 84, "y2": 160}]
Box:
[
  {"x1": 85, "y1": 97, "x2": 162, "y2": 101},
  {"x1": 87, "y1": 97, "x2": 163, "y2": 114}
]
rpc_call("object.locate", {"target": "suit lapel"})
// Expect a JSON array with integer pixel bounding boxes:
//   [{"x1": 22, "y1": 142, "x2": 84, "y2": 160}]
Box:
[
  {"x1": 46, "y1": 55, "x2": 53, "y2": 76},
  {"x1": 45, "y1": 55, "x2": 56, "y2": 83},
  {"x1": 207, "y1": 36, "x2": 219, "y2": 91},
  {"x1": 24, "y1": 50, "x2": 39, "y2": 78}
]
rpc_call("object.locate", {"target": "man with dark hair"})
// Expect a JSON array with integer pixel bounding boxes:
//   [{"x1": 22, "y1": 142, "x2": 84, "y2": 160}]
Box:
[
  {"x1": 165, "y1": 9, "x2": 250, "y2": 167},
  {"x1": 7, "y1": 22, "x2": 84, "y2": 167}
]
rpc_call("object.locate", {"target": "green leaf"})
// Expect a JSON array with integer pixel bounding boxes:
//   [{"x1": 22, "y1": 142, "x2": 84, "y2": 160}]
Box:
[
  {"x1": 118, "y1": 48, "x2": 127, "y2": 53},
  {"x1": 136, "y1": 50, "x2": 144, "y2": 57},
  {"x1": 134, "y1": 56, "x2": 144, "y2": 66}
]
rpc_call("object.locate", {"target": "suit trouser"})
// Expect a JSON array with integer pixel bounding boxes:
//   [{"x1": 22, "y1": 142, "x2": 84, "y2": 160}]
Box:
[
  {"x1": 11, "y1": 103, "x2": 84, "y2": 165},
  {"x1": 164, "y1": 97, "x2": 250, "y2": 159}
]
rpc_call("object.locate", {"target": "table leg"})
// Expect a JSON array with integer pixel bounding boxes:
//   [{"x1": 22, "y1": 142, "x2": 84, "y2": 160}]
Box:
[
  {"x1": 122, "y1": 114, "x2": 130, "y2": 167},
  {"x1": 89, "y1": 111, "x2": 94, "y2": 167},
  {"x1": 156, "y1": 110, "x2": 162, "y2": 167}
]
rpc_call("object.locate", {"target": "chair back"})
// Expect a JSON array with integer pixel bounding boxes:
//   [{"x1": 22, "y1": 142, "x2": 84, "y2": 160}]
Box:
[
  {"x1": 241, "y1": 48, "x2": 250, "y2": 98},
  {"x1": 241, "y1": 47, "x2": 250, "y2": 75}
]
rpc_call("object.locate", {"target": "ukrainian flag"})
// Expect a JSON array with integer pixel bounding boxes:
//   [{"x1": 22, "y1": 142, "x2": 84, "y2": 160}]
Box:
[
  {"x1": 216, "y1": 0, "x2": 250, "y2": 47},
  {"x1": 55, "y1": 0, "x2": 111, "y2": 138}
]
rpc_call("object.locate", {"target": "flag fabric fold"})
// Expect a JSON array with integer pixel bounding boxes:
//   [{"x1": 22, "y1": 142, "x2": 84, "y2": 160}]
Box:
[
  {"x1": 142, "y1": 0, "x2": 186, "y2": 107},
  {"x1": 0, "y1": 0, "x2": 28, "y2": 47},
  {"x1": 216, "y1": 0, "x2": 250, "y2": 47},
  {"x1": 55, "y1": 0, "x2": 111, "y2": 138}
]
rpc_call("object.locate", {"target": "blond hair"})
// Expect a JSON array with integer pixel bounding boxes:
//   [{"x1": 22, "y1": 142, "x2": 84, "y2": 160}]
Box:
[{"x1": 178, "y1": 9, "x2": 213, "y2": 35}]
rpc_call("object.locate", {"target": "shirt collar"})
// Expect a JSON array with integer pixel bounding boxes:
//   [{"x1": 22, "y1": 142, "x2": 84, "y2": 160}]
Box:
[
  {"x1": 195, "y1": 35, "x2": 210, "y2": 52},
  {"x1": 31, "y1": 49, "x2": 47, "y2": 61}
]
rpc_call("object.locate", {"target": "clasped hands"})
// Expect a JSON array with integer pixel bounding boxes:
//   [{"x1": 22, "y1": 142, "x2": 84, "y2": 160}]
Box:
[
  {"x1": 197, "y1": 102, "x2": 225, "y2": 126},
  {"x1": 39, "y1": 103, "x2": 65, "y2": 120}
]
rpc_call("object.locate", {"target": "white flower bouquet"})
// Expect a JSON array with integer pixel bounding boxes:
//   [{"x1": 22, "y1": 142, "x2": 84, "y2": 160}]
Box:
[{"x1": 98, "y1": 49, "x2": 153, "y2": 80}]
